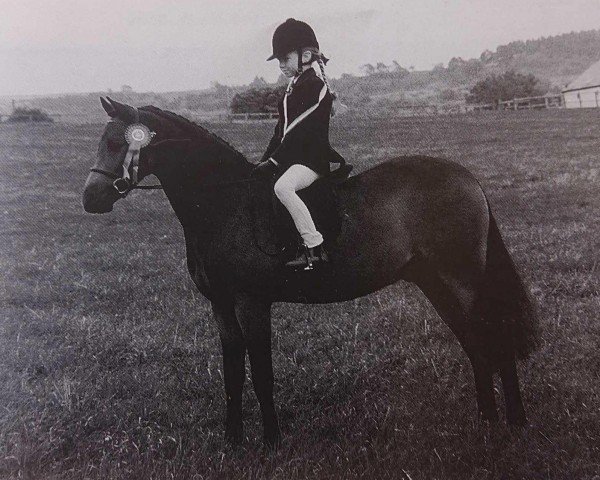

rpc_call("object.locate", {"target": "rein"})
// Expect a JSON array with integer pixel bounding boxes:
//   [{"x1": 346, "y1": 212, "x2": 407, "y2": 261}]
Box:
[{"x1": 89, "y1": 167, "x2": 164, "y2": 191}]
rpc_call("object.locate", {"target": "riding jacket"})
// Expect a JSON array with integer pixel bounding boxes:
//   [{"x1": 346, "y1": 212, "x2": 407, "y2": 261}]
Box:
[{"x1": 260, "y1": 67, "x2": 344, "y2": 176}]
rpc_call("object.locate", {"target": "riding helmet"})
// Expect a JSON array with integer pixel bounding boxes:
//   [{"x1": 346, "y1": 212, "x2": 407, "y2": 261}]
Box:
[{"x1": 267, "y1": 18, "x2": 320, "y2": 61}]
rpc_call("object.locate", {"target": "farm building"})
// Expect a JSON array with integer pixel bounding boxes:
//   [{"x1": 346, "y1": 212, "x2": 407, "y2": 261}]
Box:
[{"x1": 562, "y1": 59, "x2": 600, "y2": 108}]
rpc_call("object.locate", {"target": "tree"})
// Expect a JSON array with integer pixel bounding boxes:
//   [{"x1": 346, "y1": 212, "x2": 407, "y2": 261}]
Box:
[
  {"x1": 432, "y1": 63, "x2": 446, "y2": 74},
  {"x1": 392, "y1": 60, "x2": 410, "y2": 77},
  {"x1": 376, "y1": 62, "x2": 390, "y2": 74},
  {"x1": 438, "y1": 89, "x2": 461, "y2": 101},
  {"x1": 275, "y1": 74, "x2": 289, "y2": 86},
  {"x1": 249, "y1": 76, "x2": 268, "y2": 89},
  {"x1": 8, "y1": 107, "x2": 53, "y2": 123},
  {"x1": 359, "y1": 63, "x2": 375, "y2": 76},
  {"x1": 230, "y1": 85, "x2": 286, "y2": 113},
  {"x1": 464, "y1": 59, "x2": 483, "y2": 76},
  {"x1": 448, "y1": 57, "x2": 463, "y2": 70},
  {"x1": 211, "y1": 81, "x2": 231, "y2": 94},
  {"x1": 480, "y1": 49, "x2": 494, "y2": 63},
  {"x1": 466, "y1": 70, "x2": 545, "y2": 104}
]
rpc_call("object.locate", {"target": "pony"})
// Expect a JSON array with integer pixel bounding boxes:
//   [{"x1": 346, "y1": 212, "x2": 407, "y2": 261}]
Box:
[{"x1": 82, "y1": 97, "x2": 539, "y2": 448}]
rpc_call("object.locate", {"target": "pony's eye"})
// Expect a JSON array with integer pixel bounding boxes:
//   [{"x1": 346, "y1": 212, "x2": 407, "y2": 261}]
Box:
[{"x1": 106, "y1": 139, "x2": 122, "y2": 152}]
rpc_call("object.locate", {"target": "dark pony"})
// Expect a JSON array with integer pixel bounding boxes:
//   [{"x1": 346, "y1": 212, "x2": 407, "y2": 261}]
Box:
[{"x1": 83, "y1": 98, "x2": 539, "y2": 448}]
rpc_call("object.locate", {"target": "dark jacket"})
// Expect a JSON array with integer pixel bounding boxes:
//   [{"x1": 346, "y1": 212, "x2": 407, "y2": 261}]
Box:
[{"x1": 260, "y1": 67, "x2": 343, "y2": 176}]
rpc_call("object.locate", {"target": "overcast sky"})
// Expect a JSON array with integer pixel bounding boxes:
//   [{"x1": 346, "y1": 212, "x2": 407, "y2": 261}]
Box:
[{"x1": 1, "y1": 0, "x2": 599, "y2": 95}]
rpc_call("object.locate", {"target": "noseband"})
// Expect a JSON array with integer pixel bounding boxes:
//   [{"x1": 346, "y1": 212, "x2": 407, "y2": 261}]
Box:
[{"x1": 90, "y1": 107, "x2": 163, "y2": 195}]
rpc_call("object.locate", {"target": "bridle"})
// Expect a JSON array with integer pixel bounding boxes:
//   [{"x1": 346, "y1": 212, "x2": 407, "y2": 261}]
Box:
[
  {"x1": 91, "y1": 106, "x2": 265, "y2": 199},
  {"x1": 90, "y1": 107, "x2": 165, "y2": 195}
]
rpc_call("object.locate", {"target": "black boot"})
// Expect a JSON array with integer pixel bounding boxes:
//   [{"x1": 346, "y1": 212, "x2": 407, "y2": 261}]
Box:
[{"x1": 285, "y1": 243, "x2": 329, "y2": 270}]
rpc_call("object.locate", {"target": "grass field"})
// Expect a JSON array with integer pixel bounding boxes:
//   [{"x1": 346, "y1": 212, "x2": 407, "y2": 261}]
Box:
[{"x1": 0, "y1": 109, "x2": 598, "y2": 479}]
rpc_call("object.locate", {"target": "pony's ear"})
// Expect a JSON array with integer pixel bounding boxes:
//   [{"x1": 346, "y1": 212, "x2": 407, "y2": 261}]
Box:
[
  {"x1": 100, "y1": 97, "x2": 117, "y2": 117},
  {"x1": 106, "y1": 96, "x2": 136, "y2": 123}
]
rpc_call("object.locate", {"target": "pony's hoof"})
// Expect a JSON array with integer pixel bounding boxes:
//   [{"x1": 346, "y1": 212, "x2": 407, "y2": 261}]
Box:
[
  {"x1": 263, "y1": 429, "x2": 282, "y2": 451},
  {"x1": 478, "y1": 408, "x2": 499, "y2": 425},
  {"x1": 224, "y1": 425, "x2": 244, "y2": 446},
  {"x1": 508, "y1": 416, "x2": 528, "y2": 430}
]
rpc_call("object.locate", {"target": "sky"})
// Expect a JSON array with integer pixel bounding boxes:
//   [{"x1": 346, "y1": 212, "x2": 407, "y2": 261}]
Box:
[{"x1": 1, "y1": 0, "x2": 599, "y2": 96}]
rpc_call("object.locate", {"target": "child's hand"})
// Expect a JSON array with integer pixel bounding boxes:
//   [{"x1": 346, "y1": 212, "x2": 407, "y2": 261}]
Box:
[{"x1": 251, "y1": 159, "x2": 278, "y2": 178}]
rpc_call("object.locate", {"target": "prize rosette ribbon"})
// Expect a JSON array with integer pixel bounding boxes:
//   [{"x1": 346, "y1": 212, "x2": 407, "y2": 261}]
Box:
[
  {"x1": 120, "y1": 124, "x2": 154, "y2": 187},
  {"x1": 125, "y1": 124, "x2": 153, "y2": 149}
]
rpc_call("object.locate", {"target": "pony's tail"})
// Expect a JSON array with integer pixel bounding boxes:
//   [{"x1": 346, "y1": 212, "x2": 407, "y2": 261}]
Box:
[{"x1": 480, "y1": 207, "x2": 540, "y2": 360}]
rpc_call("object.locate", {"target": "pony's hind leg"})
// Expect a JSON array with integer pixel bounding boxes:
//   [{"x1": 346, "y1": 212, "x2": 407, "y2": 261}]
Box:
[{"x1": 404, "y1": 259, "x2": 498, "y2": 423}]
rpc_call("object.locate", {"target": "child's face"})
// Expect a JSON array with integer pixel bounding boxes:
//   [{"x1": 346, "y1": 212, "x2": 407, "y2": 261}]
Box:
[{"x1": 278, "y1": 51, "x2": 299, "y2": 78}]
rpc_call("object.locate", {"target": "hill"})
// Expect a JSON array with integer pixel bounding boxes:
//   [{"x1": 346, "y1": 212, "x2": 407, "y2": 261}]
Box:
[
  {"x1": 2, "y1": 29, "x2": 599, "y2": 120},
  {"x1": 332, "y1": 29, "x2": 600, "y2": 112},
  {"x1": 479, "y1": 29, "x2": 600, "y2": 88}
]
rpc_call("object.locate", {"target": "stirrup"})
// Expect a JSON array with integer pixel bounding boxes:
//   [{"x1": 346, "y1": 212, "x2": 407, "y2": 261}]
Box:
[
  {"x1": 285, "y1": 244, "x2": 313, "y2": 270},
  {"x1": 303, "y1": 244, "x2": 314, "y2": 271},
  {"x1": 285, "y1": 244, "x2": 328, "y2": 270}
]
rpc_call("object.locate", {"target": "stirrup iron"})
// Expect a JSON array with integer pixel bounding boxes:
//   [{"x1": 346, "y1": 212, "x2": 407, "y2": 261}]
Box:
[{"x1": 303, "y1": 244, "x2": 314, "y2": 271}]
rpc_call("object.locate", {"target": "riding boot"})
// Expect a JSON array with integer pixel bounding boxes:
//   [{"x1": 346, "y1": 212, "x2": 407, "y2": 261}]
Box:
[{"x1": 285, "y1": 243, "x2": 329, "y2": 269}]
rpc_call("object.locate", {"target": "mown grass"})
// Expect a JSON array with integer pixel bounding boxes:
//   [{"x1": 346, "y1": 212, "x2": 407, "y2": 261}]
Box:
[{"x1": 0, "y1": 109, "x2": 598, "y2": 479}]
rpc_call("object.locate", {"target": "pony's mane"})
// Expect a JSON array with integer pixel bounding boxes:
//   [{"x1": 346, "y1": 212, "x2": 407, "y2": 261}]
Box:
[{"x1": 140, "y1": 105, "x2": 248, "y2": 162}]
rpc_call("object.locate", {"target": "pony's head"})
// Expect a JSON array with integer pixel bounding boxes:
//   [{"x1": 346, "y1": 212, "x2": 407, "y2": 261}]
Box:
[
  {"x1": 83, "y1": 97, "x2": 252, "y2": 214},
  {"x1": 82, "y1": 97, "x2": 178, "y2": 213}
]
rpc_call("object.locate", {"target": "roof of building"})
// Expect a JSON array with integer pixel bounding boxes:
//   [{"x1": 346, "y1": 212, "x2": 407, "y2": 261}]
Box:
[{"x1": 563, "y1": 59, "x2": 600, "y2": 92}]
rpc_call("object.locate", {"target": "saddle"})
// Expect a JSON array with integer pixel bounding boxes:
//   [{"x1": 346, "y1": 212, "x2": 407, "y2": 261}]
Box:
[{"x1": 251, "y1": 163, "x2": 353, "y2": 259}]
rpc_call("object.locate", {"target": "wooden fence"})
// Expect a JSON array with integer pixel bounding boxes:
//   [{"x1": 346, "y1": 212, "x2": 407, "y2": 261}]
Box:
[
  {"x1": 0, "y1": 111, "x2": 280, "y2": 124},
  {"x1": 229, "y1": 112, "x2": 279, "y2": 121},
  {"x1": 0, "y1": 93, "x2": 578, "y2": 124},
  {"x1": 184, "y1": 112, "x2": 279, "y2": 123},
  {"x1": 466, "y1": 94, "x2": 563, "y2": 112},
  {"x1": 0, "y1": 112, "x2": 101, "y2": 123}
]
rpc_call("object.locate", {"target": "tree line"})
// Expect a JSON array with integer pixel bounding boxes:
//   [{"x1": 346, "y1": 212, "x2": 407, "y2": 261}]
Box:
[{"x1": 230, "y1": 69, "x2": 546, "y2": 113}]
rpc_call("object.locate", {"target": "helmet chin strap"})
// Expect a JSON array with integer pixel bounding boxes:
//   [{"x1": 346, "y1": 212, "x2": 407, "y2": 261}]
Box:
[
  {"x1": 296, "y1": 49, "x2": 314, "y2": 75},
  {"x1": 297, "y1": 49, "x2": 303, "y2": 74}
]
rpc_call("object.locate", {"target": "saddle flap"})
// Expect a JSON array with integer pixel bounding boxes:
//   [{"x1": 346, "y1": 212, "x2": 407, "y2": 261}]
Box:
[
  {"x1": 274, "y1": 178, "x2": 342, "y2": 252},
  {"x1": 249, "y1": 176, "x2": 344, "y2": 258}
]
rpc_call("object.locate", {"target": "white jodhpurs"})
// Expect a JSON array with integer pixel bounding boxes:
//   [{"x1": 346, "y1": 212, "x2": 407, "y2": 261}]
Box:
[{"x1": 273, "y1": 164, "x2": 324, "y2": 248}]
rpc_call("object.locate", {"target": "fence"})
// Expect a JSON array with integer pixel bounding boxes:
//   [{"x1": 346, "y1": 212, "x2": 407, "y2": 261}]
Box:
[
  {"x1": 188, "y1": 112, "x2": 280, "y2": 122},
  {"x1": 1, "y1": 92, "x2": 595, "y2": 125},
  {"x1": 466, "y1": 94, "x2": 564, "y2": 112},
  {"x1": 392, "y1": 104, "x2": 468, "y2": 116},
  {"x1": 0, "y1": 111, "x2": 107, "y2": 124},
  {"x1": 0, "y1": 109, "x2": 280, "y2": 124},
  {"x1": 0, "y1": 113, "x2": 54, "y2": 123},
  {"x1": 229, "y1": 112, "x2": 279, "y2": 121}
]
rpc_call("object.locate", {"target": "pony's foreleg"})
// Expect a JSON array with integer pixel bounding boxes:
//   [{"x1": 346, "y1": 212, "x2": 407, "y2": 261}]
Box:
[
  {"x1": 234, "y1": 294, "x2": 281, "y2": 449},
  {"x1": 212, "y1": 301, "x2": 246, "y2": 445}
]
